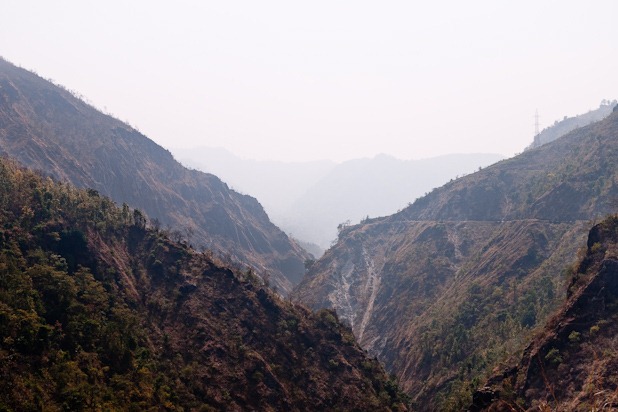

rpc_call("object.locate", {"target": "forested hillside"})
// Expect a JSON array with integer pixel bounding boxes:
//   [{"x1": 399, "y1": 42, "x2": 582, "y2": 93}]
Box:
[{"x1": 0, "y1": 158, "x2": 408, "y2": 411}]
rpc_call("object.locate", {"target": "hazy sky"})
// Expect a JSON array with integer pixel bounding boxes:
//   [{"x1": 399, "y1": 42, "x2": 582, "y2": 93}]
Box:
[{"x1": 1, "y1": 1, "x2": 617, "y2": 162}]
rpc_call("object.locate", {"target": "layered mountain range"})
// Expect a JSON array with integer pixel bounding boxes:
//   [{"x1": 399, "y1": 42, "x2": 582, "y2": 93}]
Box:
[
  {"x1": 0, "y1": 58, "x2": 309, "y2": 294},
  {"x1": 294, "y1": 106, "x2": 618, "y2": 408},
  {"x1": 4, "y1": 55, "x2": 618, "y2": 410},
  {"x1": 176, "y1": 148, "x2": 502, "y2": 249}
]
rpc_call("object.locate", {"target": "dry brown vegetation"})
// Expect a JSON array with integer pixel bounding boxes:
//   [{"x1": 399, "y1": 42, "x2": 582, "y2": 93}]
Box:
[
  {"x1": 472, "y1": 215, "x2": 618, "y2": 411},
  {"x1": 294, "y1": 109, "x2": 618, "y2": 409}
]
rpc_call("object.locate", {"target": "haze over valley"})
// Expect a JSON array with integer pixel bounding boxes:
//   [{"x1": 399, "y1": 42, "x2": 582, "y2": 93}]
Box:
[
  {"x1": 174, "y1": 148, "x2": 504, "y2": 250},
  {"x1": 1, "y1": 1, "x2": 618, "y2": 410}
]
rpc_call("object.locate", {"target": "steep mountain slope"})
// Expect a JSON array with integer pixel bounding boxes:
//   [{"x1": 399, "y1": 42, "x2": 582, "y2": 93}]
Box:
[
  {"x1": 471, "y1": 215, "x2": 618, "y2": 411},
  {"x1": 294, "y1": 107, "x2": 618, "y2": 409},
  {"x1": 0, "y1": 58, "x2": 309, "y2": 294},
  {"x1": 527, "y1": 100, "x2": 616, "y2": 150},
  {"x1": 0, "y1": 158, "x2": 408, "y2": 411}
]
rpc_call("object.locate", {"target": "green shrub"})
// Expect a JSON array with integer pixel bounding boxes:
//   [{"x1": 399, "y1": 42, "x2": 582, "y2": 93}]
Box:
[
  {"x1": 544, "y1": 348, "x2": 562, "y2": 365},
  {"x1": 590, "y1": 242, "x2": 603, "y2": 254}
]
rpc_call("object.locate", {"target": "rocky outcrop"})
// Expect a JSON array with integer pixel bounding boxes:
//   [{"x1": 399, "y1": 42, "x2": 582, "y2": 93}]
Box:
[{"x1": 472, "y1": 216, "x2": 618, "y2": 411}]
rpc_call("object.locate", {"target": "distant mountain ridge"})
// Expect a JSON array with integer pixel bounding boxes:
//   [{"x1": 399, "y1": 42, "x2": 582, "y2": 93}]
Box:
[
  {"x1": 293, "y1": 109, "x2": 618, "y2": 409},
  {"x1": 282, "y1": 152, "x2": 504, "y2": 248},
  {"x1": 173, "y1": 146, "x2": 337, "y2": 217},
  {"x1": 175, "y1": 147, "x2": 503, "y2": 249},
  {"x1": 526, "y1": 100, "x2": 616, "y2": 150},
  {"x1": 0, "y1": 57, "x2": 309, "y2": 294}
]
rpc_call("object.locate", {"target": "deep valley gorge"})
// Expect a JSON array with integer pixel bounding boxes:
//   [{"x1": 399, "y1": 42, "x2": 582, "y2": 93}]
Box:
[{"x1": 1, "y1": 55, "x2": 618, "y2": 412}]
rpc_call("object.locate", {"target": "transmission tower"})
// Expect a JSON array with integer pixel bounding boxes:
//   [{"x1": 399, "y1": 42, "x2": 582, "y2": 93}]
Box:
[{"x1": 534, "y1": 109, "x2": 540, "y2": 136}]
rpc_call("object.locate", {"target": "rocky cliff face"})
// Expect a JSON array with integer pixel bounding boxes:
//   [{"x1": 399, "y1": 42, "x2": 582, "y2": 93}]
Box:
[
  {"x1": 293, "y1": 110, "x2": 618, "y2": 409},
  {"x1": 0, "y1": 58, "x2": 309, "y2": 294},
  {"x1": 471, "y1": 216, "x2": 618, "y2": 411}
]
